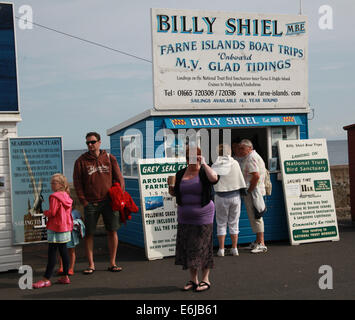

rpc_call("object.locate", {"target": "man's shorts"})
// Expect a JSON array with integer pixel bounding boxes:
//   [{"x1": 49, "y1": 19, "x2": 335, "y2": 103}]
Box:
[{"x1": 84, "y1": 200, "x2": 120, "y2": 235}]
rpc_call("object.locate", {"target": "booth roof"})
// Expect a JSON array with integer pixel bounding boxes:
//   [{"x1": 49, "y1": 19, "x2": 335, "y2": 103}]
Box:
[{"x1": 343, "y1": 124, "x2": 355, "y2": 131}]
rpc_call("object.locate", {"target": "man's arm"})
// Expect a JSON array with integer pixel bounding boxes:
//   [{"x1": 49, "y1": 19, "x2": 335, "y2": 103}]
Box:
[
  {"x1": 248, "y1": 172, "x2": 260, "y2": 193},
  {"x1": 110, "y1": 154, "x2": 125, "y2": 193},
  {"x1": 73, "y1": 159, "x2": 89, "y2": 207}
]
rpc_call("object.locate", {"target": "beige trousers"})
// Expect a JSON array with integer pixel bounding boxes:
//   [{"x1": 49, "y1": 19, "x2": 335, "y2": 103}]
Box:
[{"x1": 243, "y1": 193, "x2": 264, "y2": 233}]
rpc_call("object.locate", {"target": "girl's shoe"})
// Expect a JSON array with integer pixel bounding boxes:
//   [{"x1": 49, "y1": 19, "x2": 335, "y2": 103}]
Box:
[
  {"x1": 56, "y1": 277, "x2": 71, "y2": 284},
  {"x1": 217, "y1": 248, "x2": 225, "y2": 257},
  {"x1": 68, "y1": 269, "x2": 74, "y2": 276},
  {"x1": 33, "y1": 280, "x2": 51, "y2": 289}
]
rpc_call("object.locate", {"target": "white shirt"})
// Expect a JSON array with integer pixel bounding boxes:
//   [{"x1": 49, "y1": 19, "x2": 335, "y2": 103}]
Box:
[
  {"x1": 212, "y1": 156, "x2": 246, "y2": 192},
  {"x1": 236, "y1": 150, "x2": 266, "y2": 196}
]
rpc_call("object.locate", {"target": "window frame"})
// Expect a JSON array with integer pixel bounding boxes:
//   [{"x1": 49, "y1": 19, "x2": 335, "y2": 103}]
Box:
[{"x1": 120, "y1": 134, "x2": 142, "y2": 179}]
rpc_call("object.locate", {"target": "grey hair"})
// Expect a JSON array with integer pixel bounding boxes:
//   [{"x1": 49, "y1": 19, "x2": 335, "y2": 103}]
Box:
[{"x1": 239, "y1": 139, "x2": 253, "y2": 148}]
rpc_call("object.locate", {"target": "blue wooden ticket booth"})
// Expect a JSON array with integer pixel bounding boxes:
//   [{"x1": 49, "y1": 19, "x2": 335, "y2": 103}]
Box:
[
  {"x1": 107, "y1": 109, "x2": 309, "y2": 248},
  {"x1": 107, "y1": 8, "x2": 310, "y2": 250}
]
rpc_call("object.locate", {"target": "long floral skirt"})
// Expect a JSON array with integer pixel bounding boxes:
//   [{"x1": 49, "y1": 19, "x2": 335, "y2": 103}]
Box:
[{"x1": 175, "y1": 223, "x2": 214, "y2": 270}]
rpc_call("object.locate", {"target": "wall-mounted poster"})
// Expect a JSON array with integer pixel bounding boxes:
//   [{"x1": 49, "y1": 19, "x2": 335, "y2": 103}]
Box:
[
  {"x1": 151, "y1": 8, "x2": 308, "y2": 111},
  {"x1": 9, "y1": 137, "x2": 64, "y2": 245},
  {"x1": 0, "y1": 3, "x2": 19, "y2": 112},
  {"x1": 138, "y1": 158, "x2": 186, "y2": 260},
  {"x1": 278, "y1": 139, "x2": 339, "y2": 245}
]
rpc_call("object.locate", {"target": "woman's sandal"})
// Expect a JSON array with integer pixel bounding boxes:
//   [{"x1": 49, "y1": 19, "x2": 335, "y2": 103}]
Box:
[
  {"x1": 107, "y1": 265, "x2": 123, "y2": 272},
  {"x1": 194, "y1": 281, "x2": 211, "y2": 292},
  {"x1": 182, "y1": 280, "x2": 198, "y2": 291},
  {"x1": 82, "y1": 267, "x2": 95, "y2": 275}
]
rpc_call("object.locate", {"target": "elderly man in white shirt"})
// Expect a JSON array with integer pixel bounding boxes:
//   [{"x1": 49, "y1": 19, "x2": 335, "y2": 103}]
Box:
[{"x1": 234, "y1": 139, "x2": 267, "y2": 254}]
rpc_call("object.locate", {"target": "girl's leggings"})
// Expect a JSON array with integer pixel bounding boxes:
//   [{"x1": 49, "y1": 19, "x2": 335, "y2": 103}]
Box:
[{"x1": 44, "y1": 243, "x2": 69, "y2": 279}]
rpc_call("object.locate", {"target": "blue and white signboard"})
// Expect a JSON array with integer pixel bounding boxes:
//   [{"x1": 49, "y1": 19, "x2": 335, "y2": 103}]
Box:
[
  {"x1": 0, "y1": 3, "x2": 19, "y2": 112},
  {"x1": 164, "y1": 115, "x2": 302, "y2": 129},
  {"x1": 9, "y1": 137, "x2": 64, "y2": 245},
  {"x1": 138, "y1": 158, "x2": 186, "y2": 260}
]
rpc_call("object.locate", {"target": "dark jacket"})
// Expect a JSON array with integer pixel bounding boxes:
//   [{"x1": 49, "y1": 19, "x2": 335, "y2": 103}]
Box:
[{"x1": 174, "y1": 165, "x2": 219, "y2": 207}]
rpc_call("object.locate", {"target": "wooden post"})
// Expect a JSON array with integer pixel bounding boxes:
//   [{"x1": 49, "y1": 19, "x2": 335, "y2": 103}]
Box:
[{"x1": 343, "y1": 124, "x2": 355, "y2": 222}]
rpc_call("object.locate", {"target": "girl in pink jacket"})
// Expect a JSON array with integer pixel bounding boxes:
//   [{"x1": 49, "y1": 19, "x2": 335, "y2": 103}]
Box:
[{"x1": 33, "y1": 174, "x2": 73, "y2": 289}]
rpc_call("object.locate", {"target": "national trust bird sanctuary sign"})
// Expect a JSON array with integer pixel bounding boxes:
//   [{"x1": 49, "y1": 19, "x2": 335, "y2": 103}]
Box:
[{"x1": 151, "y1": 8, "x2": 308, "y2": 110}]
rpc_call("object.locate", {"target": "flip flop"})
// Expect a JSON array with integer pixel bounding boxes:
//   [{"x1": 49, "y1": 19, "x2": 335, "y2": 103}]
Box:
[
  {"x1": 182, "y1": 280, "x2": 198, "y2": 291},
  {"x1": 195, "y1": 281, "x2": 211, "y2": 292},
  {"x1": 107, "y1": 265, "x2": 123, "y2": 272},
  {"x1": 82, "y1": 267, "x2": 95, "y2": 275}
]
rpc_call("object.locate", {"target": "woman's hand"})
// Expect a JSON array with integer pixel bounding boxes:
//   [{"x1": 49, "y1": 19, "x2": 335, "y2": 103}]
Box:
[
  {"x1": 197, "y1": 155, "x2": 206, "y2": 165},
  {"x1": 168, "y1": 185, "x2": 176, "y2": 197},
  {"x1": 200, "y1": 158, "x2": 219, "y2": 183}
]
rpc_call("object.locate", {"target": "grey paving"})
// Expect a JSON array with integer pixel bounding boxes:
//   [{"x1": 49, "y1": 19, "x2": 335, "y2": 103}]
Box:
[{"x1": 1, "y1": 220, "x2": 354, "y2": 301}]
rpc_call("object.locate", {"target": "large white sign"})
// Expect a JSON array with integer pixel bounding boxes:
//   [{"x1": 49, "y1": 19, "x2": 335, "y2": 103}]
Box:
[
  {"x1": 138, "y1": 158, "x2": 186, "y2": 260},
  {"x1": 278, "y1": 139, "x2": 339, "y2": 245},
  {"x1": 151, "y1": 8, "x2": 308, "y2": 110}
]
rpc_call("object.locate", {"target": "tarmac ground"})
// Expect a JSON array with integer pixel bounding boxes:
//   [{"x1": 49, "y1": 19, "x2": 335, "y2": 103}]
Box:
[{"x1": 1, "y1": 219, "x2": 355, "y2": 305}]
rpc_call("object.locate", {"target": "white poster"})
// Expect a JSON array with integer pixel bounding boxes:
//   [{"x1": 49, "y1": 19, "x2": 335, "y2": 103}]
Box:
[
  {"x1": 278, "y1": 139, "x2": 339, "y2": 245},
  {"x1": 151, "y1": 8, "x2": 308, "y2": 110},
  {"x1": 138, "y1": 158, "x2": 186, "y2": 260}
]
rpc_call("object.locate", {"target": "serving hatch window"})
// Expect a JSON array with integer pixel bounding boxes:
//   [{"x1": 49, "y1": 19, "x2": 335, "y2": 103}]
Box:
[
  {"x1": 163, "y1": 129, "x2": 202, "y2": 157},
  {"x1": 270, "y1": 126, "x2": 299, "y2": 171},
  {"x1": 120, "y1": 135, "x2": 142, "y2": 178},
  {"x1": 163, "y1": 127, "x2": 269, "y2": 166}
]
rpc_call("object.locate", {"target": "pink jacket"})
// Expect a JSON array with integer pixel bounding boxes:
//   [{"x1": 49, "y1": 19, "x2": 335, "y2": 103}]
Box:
[{"x1": 44, "y1": 191, "x2": 73, "y2": 233}]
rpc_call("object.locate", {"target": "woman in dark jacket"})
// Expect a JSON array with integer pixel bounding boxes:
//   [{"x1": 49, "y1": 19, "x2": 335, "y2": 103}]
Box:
[{"x1": 169, "y1": 146, "x2": 218, "y2": 292}]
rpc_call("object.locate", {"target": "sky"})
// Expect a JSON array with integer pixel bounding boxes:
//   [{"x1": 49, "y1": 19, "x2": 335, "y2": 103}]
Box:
[{"x1": 7, "y1": 0, "x2": 355, "y2": 149}]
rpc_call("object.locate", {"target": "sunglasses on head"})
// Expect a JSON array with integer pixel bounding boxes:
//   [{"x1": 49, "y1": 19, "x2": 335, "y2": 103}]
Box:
[{"x1": 86, "y1": 140, "x2": 98, "y2": 145}]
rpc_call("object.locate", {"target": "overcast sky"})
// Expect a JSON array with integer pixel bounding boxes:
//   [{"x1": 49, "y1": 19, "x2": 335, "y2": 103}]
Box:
[{"x1": 9, "y1": 0, "x2": 355, "y2": 149}]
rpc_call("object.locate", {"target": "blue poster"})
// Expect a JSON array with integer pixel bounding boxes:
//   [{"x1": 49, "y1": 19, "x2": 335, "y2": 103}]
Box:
[
  {"x1": 0, "y1": 3, "x2": 19, "y2": 112},
  {"x1": 9, "y1": 137, "x2": 64, "y2": 244}
]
